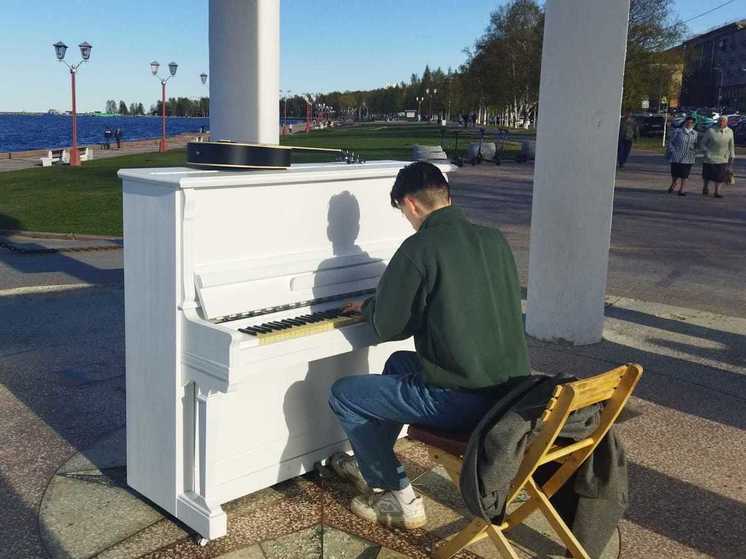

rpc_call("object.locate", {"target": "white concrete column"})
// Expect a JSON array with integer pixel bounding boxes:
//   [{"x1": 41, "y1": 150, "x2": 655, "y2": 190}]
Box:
[
  {"x1": 209, "y1": 0, "x2": 280, "y2": 145},
  {"x1": 525, "y1": 0, "x2": 630, "y2": 345}
]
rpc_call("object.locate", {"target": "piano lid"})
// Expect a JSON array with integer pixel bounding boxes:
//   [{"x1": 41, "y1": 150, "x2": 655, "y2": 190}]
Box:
[{"x1": 117, "y1": 161, "x2": 455, "y2": 190}]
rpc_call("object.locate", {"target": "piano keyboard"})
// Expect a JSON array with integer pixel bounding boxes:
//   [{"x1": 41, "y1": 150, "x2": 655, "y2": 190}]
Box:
[{"x1": 238, "y1": 307, "x2": 365, "y2": 344}]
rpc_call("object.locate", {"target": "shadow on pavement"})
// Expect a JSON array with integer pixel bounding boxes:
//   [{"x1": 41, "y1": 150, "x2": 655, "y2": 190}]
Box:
[
  {"x1": 627, "y1": 462, "x2": 746, "y2": 559},
  {"x1": 0, "y1": 214, "x2": 123, "y2": 287}
]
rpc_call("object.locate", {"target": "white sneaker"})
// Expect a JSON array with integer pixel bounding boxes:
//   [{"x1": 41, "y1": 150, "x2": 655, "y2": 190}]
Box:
[
  {"x1": 328, "y1": 452, "x2": 369, "y2": 493},
  {"x1": 351, "y1": 491, "x2": 427, "y2": 530}
]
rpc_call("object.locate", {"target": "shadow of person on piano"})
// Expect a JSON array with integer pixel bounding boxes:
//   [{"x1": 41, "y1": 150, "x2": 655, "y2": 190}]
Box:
[{"x1": 280, "y1": 191, "x2": 386, "y2": 481}]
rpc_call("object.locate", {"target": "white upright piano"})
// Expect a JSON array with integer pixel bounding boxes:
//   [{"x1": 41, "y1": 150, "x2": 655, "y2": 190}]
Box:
[{"x1": 119, "y1": 161, "x2": 452, "y2": 541}]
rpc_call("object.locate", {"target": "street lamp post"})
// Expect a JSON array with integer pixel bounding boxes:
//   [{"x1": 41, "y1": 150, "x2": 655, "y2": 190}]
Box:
[
  {"x1": 199, "y1": 72, "x2": 208, "y2": 128},
  {"x1": 304, "y1": 95, "x2": 314, "y2": 133},
  {"x1": 416, "y1": 96, "x2": 423, "y2": 120},
  {"x1": 53, "y1": 41, "x2": 92, "y2": 167},
  {"x1": 713, "y1": 66, "x2": 724, "y2": 112},
  {"x1": 151, "y1": 60, "x2": 178, "y2": 152},
  {"x1": 425, "y1": 88, "x2": 438, "y2": 121}
]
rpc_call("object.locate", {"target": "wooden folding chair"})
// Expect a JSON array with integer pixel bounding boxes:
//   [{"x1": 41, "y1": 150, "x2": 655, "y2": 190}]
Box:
[{"x1": 408, "y1": 363, "x2": 643, "y2": 559}]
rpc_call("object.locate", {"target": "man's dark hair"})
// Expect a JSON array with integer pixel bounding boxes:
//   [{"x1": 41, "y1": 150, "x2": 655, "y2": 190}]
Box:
[{"x1": 390, "y1": 161, "x2": 450, "y2": 209}]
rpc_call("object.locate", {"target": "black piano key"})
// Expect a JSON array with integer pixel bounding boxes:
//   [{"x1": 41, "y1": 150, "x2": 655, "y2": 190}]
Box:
[{"x1": 239, "y1": 327, "x2": 259, "y2": 336}]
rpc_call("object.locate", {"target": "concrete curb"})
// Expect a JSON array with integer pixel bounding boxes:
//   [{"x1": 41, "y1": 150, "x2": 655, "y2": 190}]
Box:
[
  {"x1": 0, "y1": 283, "x2": 108, "y2": 297},
  {"x1": 0, "y1": 230, "x2": 123, "y2": 241}
]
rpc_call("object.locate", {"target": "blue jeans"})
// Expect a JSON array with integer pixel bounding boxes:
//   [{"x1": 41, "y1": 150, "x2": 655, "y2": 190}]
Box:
[{"x1": 328, "y1": 351, "x2": 498, "y2": 491}]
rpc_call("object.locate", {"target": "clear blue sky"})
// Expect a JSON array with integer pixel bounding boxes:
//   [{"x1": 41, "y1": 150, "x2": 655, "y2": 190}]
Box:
[{"x1": 0, "y1": 0, "x2": 742, "y2": 113}]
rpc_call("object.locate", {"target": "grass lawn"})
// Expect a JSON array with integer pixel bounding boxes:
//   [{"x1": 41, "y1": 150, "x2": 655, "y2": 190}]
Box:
[{"x1": 0, "y1": 124, "x2": 515, "y2": 237}]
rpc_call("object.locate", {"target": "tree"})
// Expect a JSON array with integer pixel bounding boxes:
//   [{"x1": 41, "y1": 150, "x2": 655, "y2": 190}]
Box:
[
  {"x1": 118, "y1": 100, "x2": 128, "y2": 115},
  {"x1": 129, "y1": 102, "x2": 138, "y2": 115},
  {"x1": 462, "y1": 0, "x2": 544, "y2": 126},
  {"x1": 105, "y1": 99, "x2": 117, "y2": 114},
  {"x1": 622, "y1": 0, "x2": 686, "y2": 111}
]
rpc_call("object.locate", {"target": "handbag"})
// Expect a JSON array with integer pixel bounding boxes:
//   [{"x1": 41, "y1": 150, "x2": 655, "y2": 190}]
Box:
[{"x1": 727, "y1": 169, "x2": 736, "y2": 185}]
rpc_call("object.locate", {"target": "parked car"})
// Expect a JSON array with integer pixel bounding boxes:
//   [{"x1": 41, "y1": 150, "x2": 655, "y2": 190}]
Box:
[
  {"x1": 734, "y1": 121, "x2": 746, "y2": 145},
  {"x1": 726, "y1": 114, "x2": 743, "y2": 128},
  {"x1": 633, "y1": 113, "x2": 666, "y2": 136}
]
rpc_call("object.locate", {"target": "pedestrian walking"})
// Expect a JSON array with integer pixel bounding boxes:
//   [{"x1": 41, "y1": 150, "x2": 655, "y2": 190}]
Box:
[
  {"x1": 701, "y1": 116, "x2": 735, "y2": 198},
  {"x1": 666, "y1": 116, "x2": 698, "y2": 196},
  {"x1": 617, "y1": 110, "x2": 638, "y2": 168},
  {"x1": 103, "y1": 127, "x2": 112, "y2": 150},
  {"x1": 114, "y1": 128, "x2": 122, "y2": 149}
]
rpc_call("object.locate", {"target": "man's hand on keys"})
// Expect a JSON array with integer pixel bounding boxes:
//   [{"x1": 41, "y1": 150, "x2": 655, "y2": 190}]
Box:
[{"x1": 342, "y1": 301, "x2": 364, "y2": 315}]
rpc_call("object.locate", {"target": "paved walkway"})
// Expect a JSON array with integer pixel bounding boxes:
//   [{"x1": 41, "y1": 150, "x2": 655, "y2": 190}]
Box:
[
  {"x1": 1, "y1": 155, "x2": 745, "y2": 558},
  {"x1": 2, "y1": 285, "x2": 743, "y2": 558}
]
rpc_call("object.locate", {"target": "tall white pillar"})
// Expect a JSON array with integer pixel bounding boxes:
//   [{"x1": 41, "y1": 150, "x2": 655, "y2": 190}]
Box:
[
  {"x1": 525, "y1": 0, "x2": 630, "y2": 345},
  {"x1": 209, "y1": 0, "x2": 280, "y2": 145}
]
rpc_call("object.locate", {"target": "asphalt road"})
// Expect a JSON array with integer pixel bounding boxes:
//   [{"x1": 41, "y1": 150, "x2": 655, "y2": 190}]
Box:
[
  {"x1": 452, "y1": 150, "x2": 746, "y2": 318},
  {"x1": 1, "y1": 149, "x2": 744, "y2": 317}
]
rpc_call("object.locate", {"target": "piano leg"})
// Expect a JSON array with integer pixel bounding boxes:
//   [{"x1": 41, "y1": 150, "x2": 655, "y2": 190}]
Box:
[{"x1": 176, "y1": 384, "x2": 227, "y2": 541}]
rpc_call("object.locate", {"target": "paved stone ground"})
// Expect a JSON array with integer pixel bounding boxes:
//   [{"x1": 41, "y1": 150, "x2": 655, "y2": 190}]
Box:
[{"x1": 1, "y1": 152, "x2": 745, "y2": 558}]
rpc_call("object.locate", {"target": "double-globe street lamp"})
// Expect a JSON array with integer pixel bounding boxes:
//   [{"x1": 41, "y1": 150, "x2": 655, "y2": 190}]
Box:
[
  {"x1": 426, "y1": 87, "x2": 438, "y2": 121},
  {"x1": 53, "y1": 40, "x2": 92, "y2": 167},
  {"x1": 151, "y1": 60, "x2": 178, "y2": 152},
  {"x1": 416, "y1": 96, "x2": 424, "y2": 121}
]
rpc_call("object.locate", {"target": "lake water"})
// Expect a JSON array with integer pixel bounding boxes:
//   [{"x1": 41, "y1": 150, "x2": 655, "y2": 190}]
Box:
[{"x1": 0, "y1": 114, "x2": 307, "y2": 152}]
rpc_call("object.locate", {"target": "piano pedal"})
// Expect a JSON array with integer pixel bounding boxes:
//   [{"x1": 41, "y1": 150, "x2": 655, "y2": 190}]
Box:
[
  {"x1": 313, "y1": 459, "x2": 334, "y2": 480},
  {"x1": 194, "y1": 535, "x2": 209, "y2": 547}
]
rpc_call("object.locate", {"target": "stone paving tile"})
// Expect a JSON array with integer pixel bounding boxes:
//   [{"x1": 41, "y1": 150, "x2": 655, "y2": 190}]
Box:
[
  {"x1": 58, "y1": 427, "x2": 125, "y2": 474},
  {"x1": 214, "y1": 545, "x2": 265, "y2": 558},
  {"x1": 375, "y1": 548, "x2": 410, "y2": 558},
  {"x1": 39, "y1": 473, "x2": 162, "y2": 559},
  {"x1": 96, "y1": 518, "x2": 190, "y2": 559},
  {"x1": 321, "y1": 525, "x2": 380, "y2": 559},
  {"x1": 259, "y1": 525, "x2": 322, "y2": 558},
  {"x1": 138, "y1": 478, "x2": 323, "y2": 558}
]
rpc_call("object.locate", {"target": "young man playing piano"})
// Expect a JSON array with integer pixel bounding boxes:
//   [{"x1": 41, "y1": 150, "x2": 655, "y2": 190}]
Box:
[{"x1": 328, "y1": 161, "x2": 529, "y2": 529}]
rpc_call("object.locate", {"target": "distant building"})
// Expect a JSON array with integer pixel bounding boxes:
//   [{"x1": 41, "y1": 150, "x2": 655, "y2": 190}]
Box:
[{"x1": 680, "y1": 19, "x2": 746, "y2": 111}]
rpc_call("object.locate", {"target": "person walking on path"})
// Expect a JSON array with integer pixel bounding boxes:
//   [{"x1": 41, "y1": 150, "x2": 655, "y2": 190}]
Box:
[
  {"x1": 103, "y1": 127, "x2": 112, "y2": 150},
  {"x1": 666, "y1": 116, "x2": 698, "y2": 196},
  {"x1": 701, "y1": 116, "x2": 735, "y2": 198},
  {"x1": 617, "y1": 110, "x2": 639, "y2": 169},
  {"x1": 114, "y1": 128, "x2": 122, "y2": 149},
  {"x1": 327, "y1": 161, "x2": 529, "y2": 530}
]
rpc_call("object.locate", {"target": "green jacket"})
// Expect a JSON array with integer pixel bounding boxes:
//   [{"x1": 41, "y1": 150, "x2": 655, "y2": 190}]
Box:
[{"x1": 362, "y1": 205, "x2": 529, "y2": 389}]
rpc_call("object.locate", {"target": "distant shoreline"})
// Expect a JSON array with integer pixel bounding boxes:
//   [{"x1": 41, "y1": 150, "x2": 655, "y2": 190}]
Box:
[{"x1": 0, "y1": 132, "x2": 202, "y2": 159}]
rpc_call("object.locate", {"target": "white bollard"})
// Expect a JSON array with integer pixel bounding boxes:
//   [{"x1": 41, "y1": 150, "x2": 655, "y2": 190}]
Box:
[{"x1": 526, "y1": 0, "x2": 630, "y2": 345}]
